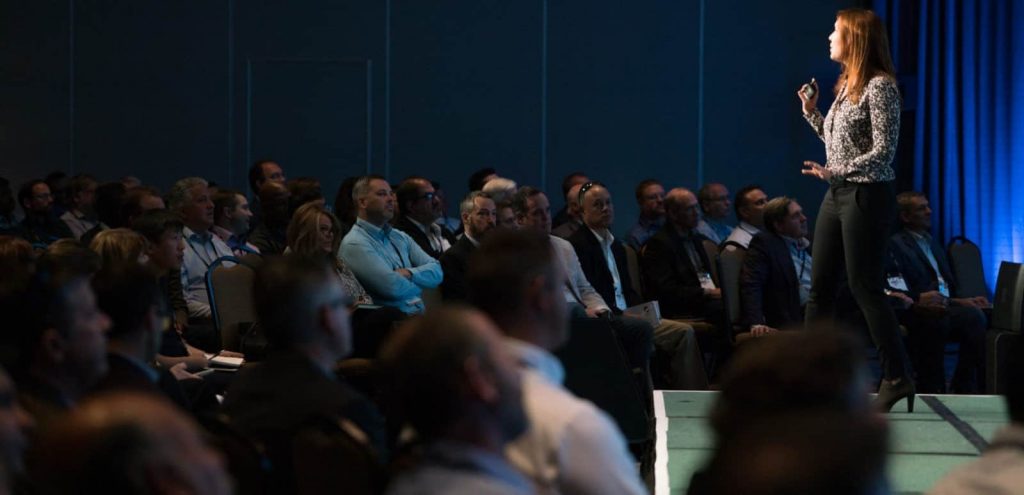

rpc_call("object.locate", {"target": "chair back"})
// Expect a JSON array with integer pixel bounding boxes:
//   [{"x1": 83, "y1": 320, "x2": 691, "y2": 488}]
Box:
[
  {"x1": 718, "y1": 247, "x2": 747, "y2": 333},
  {"x1": 291, "y1": 416, "x2": 384, "y2": 495},
  {"x1": 624, "y1": 244, "x2": 644, "y2": 296},
  {"x1": 206, "y1": 256, "x2": 257, "y2": 351},
  {"x1": 201, "y1": 414, "x2": 273, "y2": 495},
  {"x1": 947, "y1": 236, "x2": 989, "y2": 298},
  {"x1": 992, "y1": 261, "x2": 1024, "y2": 333}
]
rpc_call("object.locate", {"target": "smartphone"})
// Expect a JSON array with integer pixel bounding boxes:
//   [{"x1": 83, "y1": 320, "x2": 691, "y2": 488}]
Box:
[{"x1": 803, "y1": 78, "x2": 817, "y2": 98}]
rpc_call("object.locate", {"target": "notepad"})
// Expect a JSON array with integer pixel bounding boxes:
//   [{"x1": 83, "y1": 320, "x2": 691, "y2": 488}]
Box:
[
  {"x1": 624, "y1": 301, "x2": 662, "y2": 327},
  {"x1": 208, "y1": 355, "x2": 244, "y2": 368}
]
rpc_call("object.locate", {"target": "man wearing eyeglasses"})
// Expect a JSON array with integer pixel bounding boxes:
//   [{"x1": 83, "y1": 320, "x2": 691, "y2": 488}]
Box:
[
  {"x1": 16, "y1": 179, "x2": 73, "y2": 245},
  {"x1": 394, "y1": 176, "x2": 458, "y2": 260}
]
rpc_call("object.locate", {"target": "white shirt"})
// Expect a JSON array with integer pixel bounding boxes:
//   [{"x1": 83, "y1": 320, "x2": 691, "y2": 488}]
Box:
[
  {"x1": 503, "y1": 338, "x2": 646, "y2": 495},
  {"x1": 408, "y1": 217, "x2": 452, "y2": 254},
  {"x1": 929, "y1": 424, "x2": 1024, "y2": 495},
  {"x1": 59, "y1": 209, "x2": 97, "y2": 240},
  {"x1": 590, "y1": 228, "x2": 627, "y2": 310},
  {"x1": 725, "y1": 221, "x2": 761, "y2": 248},
  {"x1": 549, "y1": 235, "x2": 610, "y2": 313}
]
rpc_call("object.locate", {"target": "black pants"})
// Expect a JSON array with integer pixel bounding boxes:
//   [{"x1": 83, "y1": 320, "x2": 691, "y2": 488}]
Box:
[{"x1": 805, "y1": 181, "x2": 910, "y2": 380}]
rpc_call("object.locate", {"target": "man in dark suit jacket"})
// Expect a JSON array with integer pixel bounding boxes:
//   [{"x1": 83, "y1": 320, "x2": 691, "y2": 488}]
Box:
[
  {"x1": 885, "y1": 192, "x2": 989, "y2": 393},
  {"x1": 641, "y1": 188, "x2": 722, "y2": 320},
  {"x1": 393, "y1": 177, "x2": 457, "y2": 259},
  {"x1": 223, "y1": 257, "x2": 386, "y2": 491},
  {"x1": 570, "y1": 182, "x2": 707, "y2": 389},
  {"x1": 440, "y1": 192, "x2": 497, "y2": 301},
  {"x1": 739, "y1": 197, "x2": 812, "y2": 337}
]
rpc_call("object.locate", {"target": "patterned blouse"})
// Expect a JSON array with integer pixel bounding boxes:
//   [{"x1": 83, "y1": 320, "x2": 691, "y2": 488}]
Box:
[{"x1": 804, "y1": 75, "x2": 901, "y2": 184}]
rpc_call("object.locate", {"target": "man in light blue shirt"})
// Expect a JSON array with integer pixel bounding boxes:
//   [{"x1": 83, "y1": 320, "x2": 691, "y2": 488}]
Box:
[
  {"x1": 170, "y1": 177, "x2": 234, "y2": 320},
  {"x1": 695, "y1": 182, "x2": 734, "y2": 243},
  {"x1": 340, "y1": 175, "x2": 442, "y2": 314}
]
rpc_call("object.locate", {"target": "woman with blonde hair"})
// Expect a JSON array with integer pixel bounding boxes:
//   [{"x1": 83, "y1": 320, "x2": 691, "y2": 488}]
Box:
[
  {"x1": 797, "y1": 9, "x2": 912, "y2": 412},
  {"x1": 89, "y1": 228, "x2": 147, "y2": 267},
  {"x1": 287, "y1": 202, "x2": 403, "y2": 357}
]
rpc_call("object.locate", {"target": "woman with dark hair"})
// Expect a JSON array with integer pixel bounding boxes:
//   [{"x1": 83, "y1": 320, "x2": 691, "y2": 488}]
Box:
[
  {"x1": 287, "y1": 202, "x2": 403, "y2": 357},
  {"x1": 798, "y1": 9, "x2": 912, "y2": 412}
]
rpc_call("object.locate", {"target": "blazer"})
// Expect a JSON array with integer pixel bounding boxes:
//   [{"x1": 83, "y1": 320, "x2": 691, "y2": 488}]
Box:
[
  {"x1": 640, "y1": 224, "x2": 715, "y2": 318},
  {"x1": 739, "y1": 232, "x2": 803, "y2": 330},
  {"x1": 393, "y1": 216, "x2": 457, "y2": 260},
  {"x1": 887, "y1": 229, "x2": 957, "y2": 301},
  {"x1": 567, "y1": 226, "x2": 640, "y2": 313},
  {"x1": 439, "y1": 236, "x2": 476, "y2": 302}
]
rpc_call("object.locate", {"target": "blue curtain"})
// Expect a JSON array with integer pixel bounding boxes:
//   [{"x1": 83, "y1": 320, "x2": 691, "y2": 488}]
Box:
[{"x1": 874, "y1": 0, "x2": 1024, "y2": 290}]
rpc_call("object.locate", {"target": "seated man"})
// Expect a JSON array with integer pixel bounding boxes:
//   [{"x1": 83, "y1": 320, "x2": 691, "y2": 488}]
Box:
[
  {"x1": 58, "y1": 175, "x2": 98, "y2": 240},
  {"x1": 16, "y1": 180, "x2": 73, "y2": 245},
  {"x1": 223, "y1": 257, "x2": 387, "y2": 489},
  {"x1": 340, "y1": 175, "x2": 442, "y2": 314},
  {"x1": 393, "y1": 176, "x2": 457, "y2": 260},
  {"x1": 513, "y1": 187, "x2": 653, "y2": 383},
  {"x1": 381, "y1": 306, "x2": 532, "y2": 495},
  {"x1": 468, "y1": 229, "x2": 647, "y2": 495},
  {"x1": 722, "y1": 185, "x2": 768, "y2": 249},
  {"x1": 16, "y1": 257, "x2": 110, "y2": 428},
  {"x1": 248, "y1": 181, "x2": 290, "y2": 255},
  {"x1": 168, "y1": 177, "x2": 233, "y2": 321},
  {"x1": 886, "y1": 192, "x2": 988, "y2": 394},
  {"x1": 568, "y1": 182, "x2": 706, "y2": 389},
  {"x1": 247, "y1": 158, "x2": 286, "y2": 230},
  {"x1": 32, "y1": 392, "x2": 232, "y2": 495},
  {"x1": 641, "y1": 188, "x2": 723, "y2": 320},
  {"x1": 625, "y1": 179, "x2": 666, "y2": 251},
  {"x1": 694, "y1": 182, "x2": 733, "y2": 244},
  {"x1": 551, "y1": 171, "x2": 588, "y2": 230},
  {"x1": 739, "y1": 197, "x2": 812, "y2": 337},
  {"x1": 440, "y1": 191, "x2": 497, "y2": 301},
  {"x1": 211, "y1": 188, "x2": 259, "y2": 256},
  {"x1": 551, "y1": 183, "x2": 584, "y2": 239}
]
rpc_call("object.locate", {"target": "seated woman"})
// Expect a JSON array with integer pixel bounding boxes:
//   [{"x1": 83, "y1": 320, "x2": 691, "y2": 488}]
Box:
[{"x1": 287, "y1": 202, "x2": 404, "y2": 358}]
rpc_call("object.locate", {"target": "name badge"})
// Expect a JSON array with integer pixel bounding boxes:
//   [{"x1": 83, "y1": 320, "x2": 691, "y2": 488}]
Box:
[
  {"x1": 887, "y1": 276, "x2": 909, "y2": 292},
  {"x1": 698, "y1": 272, "x2": 717, "y2": 290}
]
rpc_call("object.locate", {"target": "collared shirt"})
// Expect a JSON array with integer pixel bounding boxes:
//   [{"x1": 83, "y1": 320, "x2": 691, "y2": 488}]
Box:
[
  {"x1": 590, "y1": 227, "x2": 627, "y2": 310},
  {"x1": 408, "y1": 217, "x2": 452, "y2": 254},
  {"x1": 387, "y1": 441, "x2": 533, "y2": 495},
  {"x1": 930, "y1": 424, "x2": 1024, "y2": 495},
  {"x1": 181, "y1": 226, "x2": 235, "y2": 319},
  {"x1": 625, "y1": 216, "x2": 664, "y2": 250},
  {"x1": 502, "y1": 338, "x2": 646, "y2": 495},
  {"x1": 725, "y1": 221, "x2": 760, "y2": 248},
  {"x1": 211, "y1": 225, "x2": 261, "y2": 257},
  {"x1": 59, "y1": 209, "x2": 97, "y2": 240},
  {"x1": 908, "y1": 230, "x2": 949, "y2": 297},
  {"x1": 695, "y1": 218, "x2": 732, "y2": 244},
  {"x1": 781, "y1": 235, "x2": 813, "y2": 305},
  {"x1": 549, "y1": 235, "x2": 610, "y2": 313},
  {"x1": 339, "y1": 218, "x2": 442, "y2": 314}
]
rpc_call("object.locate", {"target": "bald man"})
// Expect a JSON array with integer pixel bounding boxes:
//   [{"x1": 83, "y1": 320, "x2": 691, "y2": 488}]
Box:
[{"x1": 551, "y1": 183, "x2": 585, "y2": 240}]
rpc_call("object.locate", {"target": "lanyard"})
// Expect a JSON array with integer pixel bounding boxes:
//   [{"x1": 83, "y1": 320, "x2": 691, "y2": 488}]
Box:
[{"x1": 186, "y1": 235, "x2": 215, "y2": 268}]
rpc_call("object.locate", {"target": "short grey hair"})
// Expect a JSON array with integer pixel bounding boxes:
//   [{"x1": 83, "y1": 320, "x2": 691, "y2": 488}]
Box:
[
  {"x1": 460, "y1": 191, "x2": 493, "y2": 216},
  {"x1": 166, "y1": 177, "x2": 207, "y2": 212},
  {"x1": 481, "y1": 178, "x2": 517, "y2": 206},
  {"x1": 352, "y1": 174, "x2": 387, "y2": 202}
]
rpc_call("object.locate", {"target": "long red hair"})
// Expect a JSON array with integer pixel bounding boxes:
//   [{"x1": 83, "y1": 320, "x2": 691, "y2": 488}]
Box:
[{"x1": 834, "y1": 9, "x2": 896, "y2": 104}]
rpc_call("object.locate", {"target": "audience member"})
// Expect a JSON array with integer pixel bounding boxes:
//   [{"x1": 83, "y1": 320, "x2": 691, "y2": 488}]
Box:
[
  {"x1": 551, "y1": 182, "x2": 584, "y2": 239},
  {"x1": 0, "y1": 178, "x2": 16, "y2": 236},
  {"x1": 32, "y1": 392, "x2": 231, "y2": 495},
  {"x1": 723, "y1": 185, "x2": 768, "y2": 249},
  {"x1": 333, "y1": 176, "x2": 360, "y2": 235},
  {"x1": 568, "y1": 182, "x2": 707, "y2": 389},
  {"x1": 79, "y1": 181, "x2": 128, "y2": 246},
  {"x1": 88, "y1": 228, "x2": 146, "y2": 268},
  {"x1": 168, "y1": 178, "x2": 233, "y2": 321},
  {"x1": 394, "y1": 176, "x2": 457, "y2": 259},
  {"x1": 440, "y1": 191, "x2": 497, "y2": 301},
  {"x1": 247, "y1": 159, "x2": 287, "y2": 229},
  {"x1": 695, "y1": 182, "x2": 733, "y2": 244},
  {"x1": 481, "y1": 177, "x2": 518, "y2": 207},
  {"x1": 739, "y1": 197, "x2": 812, "y2": 336},
  {"x1": 382, "y1": 306, "x2": 532, "y2": 495},
  {"x1": 211, "y1": 188, "x2": 258, "y2": 256},
  {"x1": 16, "y1": 180, "x2": 73, "y2": 246},
  {"x1": 625, "y1": 179, "x2": 665, "y2": 250},
  {"x1": 468, "y1": 229, "x2": 647, "y2": 495},
  {"x1": 42, "y1": 172, "x2": 68, "y2": 217},
  {"x1": 16, "y1": 259, "x2": 110, "y2": 427},
  {"x1": 641, "y1": 188, "x2": 723, "y2": 320},
  {"x1": 119, "y1": 185, "x2": 165, "y2": 228},
  {"x1": 930, "y1": 339, "x2": 1024, "y2": 493},
  {"x1": 224, "y1": 256, "x2": 387, "y2": 489},
  {"x1": 886, "y1": 192, "x2": 987, "y2": 393},
  {"x1": 0, "y1": 368, "x2": 30, "y2": 494},
  {"x1": 287, "y1": 202, "x2": 404, "y2": 358},
  {"x1": 43, "y1": 239, "x2": 101, "y2": 276},
  {"x1": 495, "y1": 201, "x2": 517, "y2": 230},
  {"x1": 248, "y1": 180, "x2": 290, "y2": 255},
  {"x1": 467, "y1": 167, "x2": 499, "y2": 193},
  {"x1": 431, "y1": 180, "x2": 462, "y2": 232},
  {"x1": 341, "y1": 175, "x2": 442, "y2": 314},
  {"x1": 286, "y1": 176, "x2": 325, "y2": 213},
  {"x1": 89, "y1": 264, "x2": 192, "y2": 411},
  {"x1": 58, "y1": 175, "x2": 98, "y2": 240},
  {"x1": 551, "y1": 171, "x2": 588, "y2": 229}
]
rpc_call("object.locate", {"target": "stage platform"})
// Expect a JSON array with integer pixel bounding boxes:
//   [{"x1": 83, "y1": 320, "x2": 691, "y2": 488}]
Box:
[{"x1": 654, "y1": 390, "x2": 1009, "y2": 495}]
